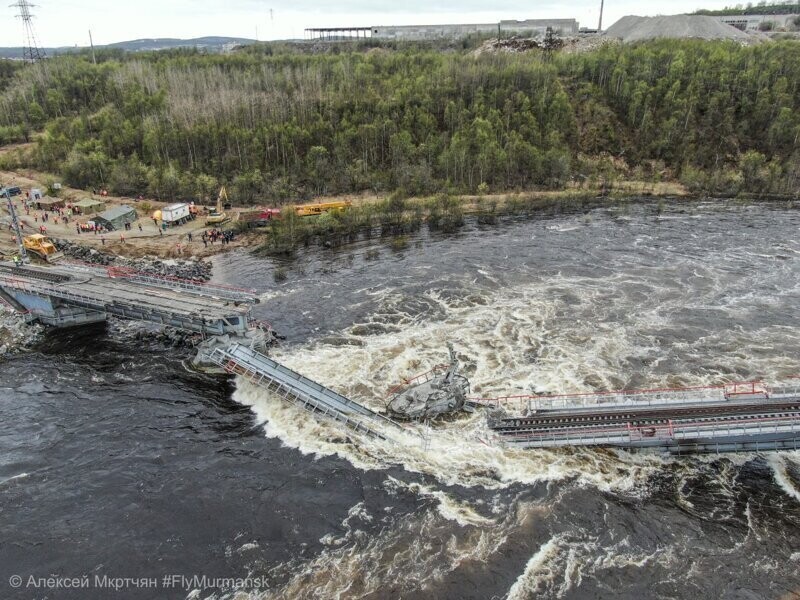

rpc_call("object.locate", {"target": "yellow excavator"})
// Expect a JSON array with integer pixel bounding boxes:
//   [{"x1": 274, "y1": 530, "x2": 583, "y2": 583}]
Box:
[
  {"x1": 23, "y1": 234, "x2": 64, "y2": 263},
  {"x1": 205, "y1": 187, "x2": 231, "y2": 226}
]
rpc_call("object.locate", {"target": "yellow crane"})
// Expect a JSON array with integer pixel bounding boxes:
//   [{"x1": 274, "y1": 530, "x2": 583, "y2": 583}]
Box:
[
  {"x1": 293, "y1": 200, "x2": 352, "y2": 216},
  {"x1": 205, "y1": 187, "x2": 231, "y2": 226}
]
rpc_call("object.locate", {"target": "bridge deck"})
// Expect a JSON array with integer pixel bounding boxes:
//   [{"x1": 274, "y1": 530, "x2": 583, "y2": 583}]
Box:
[
  {"x1": 491, "y1": 395, "x2": 800, "y2": 454},
  {"x1": 210, "y1": 344, "x2": 403, "y2": 441},
  {"x1": 0, "y1": 262, "x2": 253, "y2": 334}
]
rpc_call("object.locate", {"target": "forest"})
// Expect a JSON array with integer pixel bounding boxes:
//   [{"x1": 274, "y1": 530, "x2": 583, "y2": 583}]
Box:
[{"x1": 0, "y1": 38, "x2": 798, "y2": 204}]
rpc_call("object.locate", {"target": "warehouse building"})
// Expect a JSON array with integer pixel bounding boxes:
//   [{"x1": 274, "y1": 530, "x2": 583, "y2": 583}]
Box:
[
  {"x1": 714, "y1": 13, "x2": 799, "y2": 30},
  {"x1": 306, "y1": 19, "x2": 579, "y2": 40}
]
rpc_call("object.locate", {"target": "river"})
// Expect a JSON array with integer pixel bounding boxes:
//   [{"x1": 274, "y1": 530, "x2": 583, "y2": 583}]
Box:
[{"x1": 2, "y1": 199, "x2": 799, "y2": 599}]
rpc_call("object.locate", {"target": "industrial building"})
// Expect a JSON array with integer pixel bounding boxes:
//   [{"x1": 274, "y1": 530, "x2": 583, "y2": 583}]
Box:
[
  {"x1": 306, "y1": 19, "x2": 579, "y2": 40},
  {"x1": 713, "y1": 13, "x2": 799, "y2": 30}
]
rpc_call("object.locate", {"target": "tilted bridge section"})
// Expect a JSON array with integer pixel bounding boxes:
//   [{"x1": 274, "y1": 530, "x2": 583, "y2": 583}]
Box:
[
  {"x1": 209, "y1": 343, "x2": 404, "y2": 441},
  {"x1": 0, "y1": 261, "x2": 403, "y2": 441}
]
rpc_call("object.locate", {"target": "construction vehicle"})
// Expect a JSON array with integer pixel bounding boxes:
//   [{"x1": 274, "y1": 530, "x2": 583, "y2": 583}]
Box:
[
  {"x1": 206, "y1": 187, "x2": 231, "y2": 226},
  {"x1": 293, "y1": 200, "x2": 352, "y2": 217},
  {"x1": 160, "y1": 203, "x2": 193, "y2": 226},
  {"x1": 239, "y1": 208, "x2": 281, "y2": 228},
  {"x1": 23, "y1": 234, "x2": 64, "y2": 263}
]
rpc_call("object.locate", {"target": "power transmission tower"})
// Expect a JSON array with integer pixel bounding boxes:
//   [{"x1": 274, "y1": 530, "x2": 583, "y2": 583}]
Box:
[
  {"x1": 2, "y1": 189, "x2": 28, "y2": 264},
  {"x1": 10, "y1": 0, "x2": 46, "y2": 62}
]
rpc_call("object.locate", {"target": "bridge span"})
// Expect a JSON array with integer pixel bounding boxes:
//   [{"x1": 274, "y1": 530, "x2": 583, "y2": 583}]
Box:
[{"x1": 0, "y1": 261, "x2": 257, "y2": 334}]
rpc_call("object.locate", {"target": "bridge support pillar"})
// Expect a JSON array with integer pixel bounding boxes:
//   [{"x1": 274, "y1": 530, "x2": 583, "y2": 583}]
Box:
[{"x1": 0, "y1": 286, "x2": 107, "y2": 328}]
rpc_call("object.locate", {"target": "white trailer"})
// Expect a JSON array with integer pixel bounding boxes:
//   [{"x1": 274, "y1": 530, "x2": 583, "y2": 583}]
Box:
[{"x1": 161, "y1": 203, "x2": 191, "y2": 226}]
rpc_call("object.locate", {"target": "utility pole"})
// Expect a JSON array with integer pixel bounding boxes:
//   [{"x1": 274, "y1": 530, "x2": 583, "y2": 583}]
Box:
[
  {"x1": 10, "y1": 0, "x2": 46, "y2": 62},
  {"x1": 598, "y1": 0, "x2": 605, "y2": 32},
  {"x1": 2, "y1": 189, "x2": 28, "y2": 264},
  {"x1": 88, "y1": 29, "x2": 97, "y2": 64}
]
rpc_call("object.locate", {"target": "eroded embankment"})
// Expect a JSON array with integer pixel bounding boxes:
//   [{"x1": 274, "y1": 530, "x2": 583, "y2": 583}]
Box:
[{"x1": 0, "y1": 305, "x2": 41, "y2": 358}]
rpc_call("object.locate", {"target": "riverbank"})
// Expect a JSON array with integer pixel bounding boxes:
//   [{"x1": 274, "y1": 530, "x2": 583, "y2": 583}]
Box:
[
  {"x1": 5, "y1": 161, "x2": 795, "y2": 263},
  {"x1": 0, "y1": 305, "x2": 42, "y2": 358},
  {"x1": 0, "y1": 172, "x2": 691, "y2": 261}
]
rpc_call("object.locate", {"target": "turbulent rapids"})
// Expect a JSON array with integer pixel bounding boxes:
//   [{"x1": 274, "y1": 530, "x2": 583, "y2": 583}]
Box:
[{"x1": 5, "y1": 201, "x2": 800, "y2": 600}]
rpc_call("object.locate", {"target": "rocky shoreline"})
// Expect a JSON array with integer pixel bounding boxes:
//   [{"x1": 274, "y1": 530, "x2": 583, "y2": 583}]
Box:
[
  {"x1": 0, "y1": 305, "x2": 42, "y2": 358},
  {"x1": 53, "y1": 239, "x2": 212, "y2": 281}
]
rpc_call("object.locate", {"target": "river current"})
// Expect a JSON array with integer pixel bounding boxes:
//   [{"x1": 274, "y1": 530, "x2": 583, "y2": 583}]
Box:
[{"x1": 1, "y1": 200, "x2": 799, "y2": 599}]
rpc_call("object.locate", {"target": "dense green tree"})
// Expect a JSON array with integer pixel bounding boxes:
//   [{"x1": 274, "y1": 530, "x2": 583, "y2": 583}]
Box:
[{"x1": 0, "y1": 38, "x2": 798, "y2": 201}]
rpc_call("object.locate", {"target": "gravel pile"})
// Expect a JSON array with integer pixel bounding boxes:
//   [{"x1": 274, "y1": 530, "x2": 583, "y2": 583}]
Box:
[
  {"x1": 605, "y1": 15, "x2": 752, "y2": 43},
  {"x1": 53, "y1": 240, "x2": 213, "y2": 281}
]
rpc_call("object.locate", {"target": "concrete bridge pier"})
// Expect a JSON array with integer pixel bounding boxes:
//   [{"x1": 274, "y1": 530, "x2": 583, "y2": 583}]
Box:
[{"x1": 0, "y1": 286, "x2": 107, "y2": 327}]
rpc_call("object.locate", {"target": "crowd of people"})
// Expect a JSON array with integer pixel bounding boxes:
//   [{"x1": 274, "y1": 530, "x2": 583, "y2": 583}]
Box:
[
  {"x1": 200, "y1": 229, "x2": 235, "y2": 248},
  {"x1": 5, "y1": 187, "x2": 243, "y2": 256}
]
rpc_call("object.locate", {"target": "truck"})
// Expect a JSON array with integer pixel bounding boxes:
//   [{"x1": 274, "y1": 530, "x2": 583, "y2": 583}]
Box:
[
  {"x1": 161, "y1": 202, "x2": 192, "y2": 226},
  {"x1": 239, "y1": 208, "x2": 281, "y2": 228}
]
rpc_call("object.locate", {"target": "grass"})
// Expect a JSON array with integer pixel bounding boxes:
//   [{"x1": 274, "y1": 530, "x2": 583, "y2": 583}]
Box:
[
  {"x1": 390, "y1": 235, "x2": 409, "y2": 251},
  {"x1": 251, "y1": 181, "x2": 691, "y2": 257}
]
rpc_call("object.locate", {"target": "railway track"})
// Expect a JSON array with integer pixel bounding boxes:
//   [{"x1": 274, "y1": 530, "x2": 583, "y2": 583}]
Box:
[
  {"x1": 491, "y1": 401, "x2": 800, "y2": 434},
  {"x1": 0, "y1": 264, "x2": 71, "y2": 283}
]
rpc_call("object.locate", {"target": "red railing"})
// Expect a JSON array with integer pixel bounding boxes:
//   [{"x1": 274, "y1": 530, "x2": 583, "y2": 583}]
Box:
[
  {"x1": 103, "y1": 264, "x2": 256, "y2": 293},
  {"x1": 61, "y1": 259, "x2": 255, "y2": 293},
  {"x1": 469, "y1": 380, "x2": 769, "y2": 407}
]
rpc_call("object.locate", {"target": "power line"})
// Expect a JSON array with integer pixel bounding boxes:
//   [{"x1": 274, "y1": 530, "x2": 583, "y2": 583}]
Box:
[{"x1": 10, "y1": 0, "x2": 46, "y2": 62}]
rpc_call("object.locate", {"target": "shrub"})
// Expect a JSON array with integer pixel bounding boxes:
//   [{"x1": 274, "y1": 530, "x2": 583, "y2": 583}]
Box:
[{"x1": 390, "y1": 235, "x2": 409, "y2": 251}]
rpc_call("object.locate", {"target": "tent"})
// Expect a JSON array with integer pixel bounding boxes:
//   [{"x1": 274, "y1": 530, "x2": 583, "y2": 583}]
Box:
[
  {"x1": 34, "y1": 196, "x2": 65, "y2": 210},
  {"x1": 93, "y1": 205, "x2": 137, "y2": 231},
  {"x1": 73, "y1": 198, "x2": 106, "y2": 214}
]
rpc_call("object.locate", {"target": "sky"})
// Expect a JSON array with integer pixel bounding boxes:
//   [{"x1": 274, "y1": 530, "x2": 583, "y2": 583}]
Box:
[{"x1": 3, "y1": 0, "x2": 740, "y2": 47}]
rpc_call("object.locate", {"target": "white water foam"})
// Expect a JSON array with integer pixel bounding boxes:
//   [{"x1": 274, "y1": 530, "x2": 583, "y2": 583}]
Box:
[
  {"x1": 231, "y1": 272, "x2": 731, "y2": 491},
  {"x1": 767, "y1": 454, "x2": 800, "y2": 504},
  {"x1": 234, "y1": 378, "x2": 662, "y2": 492},
  {"x1": 0, "y1": 472, "x2": 29, "y2": 486}
]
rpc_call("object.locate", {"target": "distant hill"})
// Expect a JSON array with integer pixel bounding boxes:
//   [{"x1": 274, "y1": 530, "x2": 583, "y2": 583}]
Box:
[{"x1": 0, "y1": 36, "x2": 257, "y2": 59}]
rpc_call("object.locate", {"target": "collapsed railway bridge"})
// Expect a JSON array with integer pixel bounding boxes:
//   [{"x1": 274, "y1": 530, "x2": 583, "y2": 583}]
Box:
[
  {"x1": 2, "y1": 260, "x2": 798, "y2": 455},
  {"x1": 0, "y1": 261, "x2": 406, "y2": 441}
]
